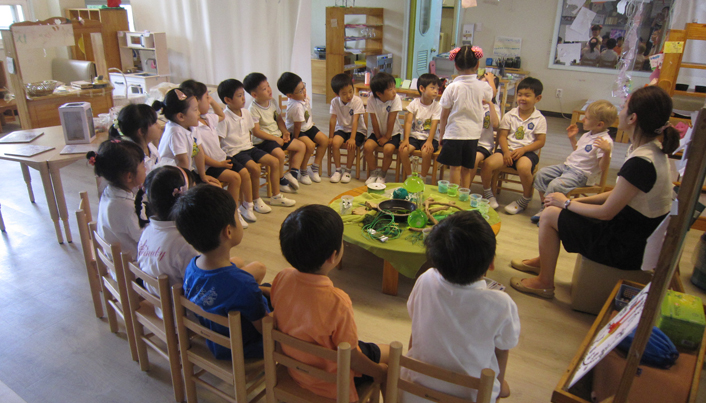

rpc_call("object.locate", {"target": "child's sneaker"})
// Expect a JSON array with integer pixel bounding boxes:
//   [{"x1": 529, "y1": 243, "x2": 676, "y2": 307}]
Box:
[
  {"x1": 365, "y1": 170, "x2": 379, "y2": 185},
  {"x1": 376, "y1": 175, "x2": 386, "y2": 184},
  {"x1": 299, "y1": 172, "x2": 312, "y2": 185},
  {"x1": 253, "y1": 198, "x2": 272, "y2": 214},
  {"x1": 239, "y1": 204, "x2": 257, "y2": 222},
  {"x1": 488, "y1": 196, "x2": 499, "y2": 209},
  {"x1": 530, "y1": 207, "x2": 544, "y2": 224},
  {"x1": 307, "y1": 166, "x2": 321, "y2": 183},
  {"x1": 341, "y1": 171, "x2": 352, "y2": 183},
  {"x1": 330, "y1": 170, "x2": 342, "y2": 183},
  {"x1": 237, "y1": 211, "x2": 249, "y2": 229},
  {"x1": 270, "y1": 194, "x2": 296, "y2": 207},
  {"x1": 283, "y1": 172, "x2": 299, "y2": 190}
]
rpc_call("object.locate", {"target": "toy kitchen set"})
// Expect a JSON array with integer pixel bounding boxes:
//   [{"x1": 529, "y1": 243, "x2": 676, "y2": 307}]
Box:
[{"x1": 109, "y1": 31, "x2": 169, "y2": 98}]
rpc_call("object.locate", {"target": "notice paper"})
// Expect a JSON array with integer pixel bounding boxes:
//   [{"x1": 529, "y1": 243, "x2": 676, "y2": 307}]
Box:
[
  {"x1": 565, "y1": 26, "x2": 589, "y2": 43},
  {"x1": 571, "y1": 7, "x2": 598, "y2": 35},
  {"x1": 557, "y1": 43, "x2": 582, "y2": 64},
  {"x1": 493, "y1": 36, "x2": 522, "y2": 57},
  {"x1": 567, "y1": 0, "x2": 585, "y2": 14},
  {"x1": 462, "y1": 0, "x2": 477, "y2": 7}
]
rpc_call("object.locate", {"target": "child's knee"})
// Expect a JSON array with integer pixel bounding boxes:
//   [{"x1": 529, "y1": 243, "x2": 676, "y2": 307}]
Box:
[
  {"x1": 239, "y1": 167, "x2": 251, "y2": 181},
  {"x1": 383, "y1": 145, "x2": 396, "y2": 156},
  {"x1": 317, "y1": 133, "x2": 329, "y2": 147}
]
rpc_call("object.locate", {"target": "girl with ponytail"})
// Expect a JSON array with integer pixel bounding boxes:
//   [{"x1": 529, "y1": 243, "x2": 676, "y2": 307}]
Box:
[{"x1": 109, "y1": 103, "x2": 162, "y2": 173}]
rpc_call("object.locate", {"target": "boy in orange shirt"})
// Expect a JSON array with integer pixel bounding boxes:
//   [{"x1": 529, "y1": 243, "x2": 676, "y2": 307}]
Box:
[{"x1": 272, "y1": 205, "x2": 388, "y2": 401}]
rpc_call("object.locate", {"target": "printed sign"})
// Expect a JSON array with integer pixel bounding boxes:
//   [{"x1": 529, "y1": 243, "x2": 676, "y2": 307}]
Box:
[{"x1": 493, "y1": 36, "x2": 522, "y2": 57}]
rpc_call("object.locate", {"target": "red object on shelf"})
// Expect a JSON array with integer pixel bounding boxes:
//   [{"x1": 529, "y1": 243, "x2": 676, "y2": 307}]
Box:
[{"x1": 107, "y1": 0, "x2": 121, "y2": 7}]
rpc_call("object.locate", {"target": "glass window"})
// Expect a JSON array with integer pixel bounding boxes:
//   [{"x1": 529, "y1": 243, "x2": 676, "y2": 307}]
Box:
[{"x1": 419, "y1": 0, "x2": 431, "y2": 35}]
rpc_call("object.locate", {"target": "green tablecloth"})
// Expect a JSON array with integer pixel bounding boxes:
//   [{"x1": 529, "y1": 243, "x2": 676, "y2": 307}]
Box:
[{"x1": 328, "y1": 184, "x2": 500, "y2": 278}]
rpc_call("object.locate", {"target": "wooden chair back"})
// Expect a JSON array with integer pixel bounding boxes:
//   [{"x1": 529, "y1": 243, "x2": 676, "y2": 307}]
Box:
[
  {"x1": 89, "y1": 221, "x2": 139, "y2": 362},
  {"x1": 262, "y1": 316, "x2": 379, "y2": 403},
  {"x1": 566, "y1": 154, "x2": 612, "y2": 199},
  {"x1": 75, "y1": 191, "x2": 103, "y2": 318},
  {"x1": 172, "y1": 285, "x2": 265, "y2": 403},
  {"x1": 492, "y1": 148, "x2": 542, "y2": 197},
  {"x1": 598, "y1": 58, "x2": 618, "y2": 68},
  {"x1": 122, "y1": 255, "x2": 184, "y2": 402},
  {"x1": 385, "y1": 341, "x2": 494, "y2": 403}
]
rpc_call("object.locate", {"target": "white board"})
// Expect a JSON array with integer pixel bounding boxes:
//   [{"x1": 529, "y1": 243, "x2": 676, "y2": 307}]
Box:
[{"x1": 13, "y1": 24, "x2": 74, "y2": 51}]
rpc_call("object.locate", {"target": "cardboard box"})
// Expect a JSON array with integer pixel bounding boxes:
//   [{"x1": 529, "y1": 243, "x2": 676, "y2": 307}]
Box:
[{"x1": 657, "y1": 290, "x2": 706, "y2": 350}]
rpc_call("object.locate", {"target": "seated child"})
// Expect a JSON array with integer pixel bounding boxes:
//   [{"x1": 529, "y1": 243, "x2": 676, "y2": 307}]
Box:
[
  {"x1": 364, "y1": 72, "x2": 403, "y2": 185},
  {"x1": 480, "y1": 77, "x2": 547, "y2": 215},
  {"x1": 470, "y1": 73, "x2": 500, "y2": 185},
  {"x1": 402, "y1": 211, "x2": 520, "y2": 403},
  {"x1": 531, "y1": 100, "x2": 615, "y2": 223},
  {"x1": 174, "y1": 185, "x2": 269, "y2": 359},
  {"x1": 272, "y1": 205, "x2": 388, "y2": 401},
  {"x1": 328, "y1": 73, "x2": 368, "y2": 183},
  {"x1": 109, "y1": 103, "x2": 162, "y2": 174},
  {"x1": 600, "y1": 38, "x2": 619, "y2": 64},
  {"x1": 244, "y1": 72, "x2": 306, "y2": 193},
  {"x1": 277, "y1": 72, "x2": 329, "y2": 184},
  {"x1": 217, "y1": 78, "x2": 295, "y2": 208},
  {"x1": 399, "y1": 73, "x2": 441, "y2": 181}
]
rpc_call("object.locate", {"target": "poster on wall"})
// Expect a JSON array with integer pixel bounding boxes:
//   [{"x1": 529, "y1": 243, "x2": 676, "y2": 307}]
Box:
[
  {"x1": 462, "y1": 24, "x2": 474, "y2": 46},
  {"x1": 493, "y1": 36, "x2": 522, "y2": 57}
]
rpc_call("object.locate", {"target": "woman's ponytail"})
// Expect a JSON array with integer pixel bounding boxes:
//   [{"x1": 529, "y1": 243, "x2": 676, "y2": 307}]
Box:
[{"x1": 660, "y1": 126, "x2": 680, "y2": 155}]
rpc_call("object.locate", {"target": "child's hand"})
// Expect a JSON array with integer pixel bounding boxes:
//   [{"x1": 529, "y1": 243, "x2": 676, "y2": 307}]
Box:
[
  {"x1": 378, "y1": 137, "x2": 388, "y2": 146},
  {"x1": 219, "y1": 159, "x2": 233, "y2": 169},
  {"x1": 503, "y1": 151, "x2": 514, "y2": 166},
  {"x1": 203, "y1": 175, "x2": 222, "y2": 187},
  {"x1": 484, "y1": 72, "x2": 496, "y2": 82},
  {"x1": 283, "y1": 131, "x2": 291, "y2": 143},
  {"x1": 422, "y1": 141, "x2": 434, "y2": 153},
  {"x1": 498, "y1": 379, "x2": 511, "y2": 399},
  {"x1": 346, "y1": 138, "x2": 357, "y2": 151},
  {"x1": 275, "y1": 137, "x2": 285, "y2": 147},
  {"x1": 400, "y1": 140, "x2": 409, "y2": 151},
  {"x1": 566, "y1": 124, "x2": 579, "y2": 139},
  {"x1": 594, "y1": 137, "x2": 612, "y2": 152},
  {"x1": 510, "y1": 149, "x2": 525, "y2": 160},
  {"x1": 374, "y1": 363, "x2": 388, "y2": 385}
]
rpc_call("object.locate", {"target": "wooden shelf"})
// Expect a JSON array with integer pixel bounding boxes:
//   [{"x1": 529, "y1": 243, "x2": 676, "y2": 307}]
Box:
[
  {"x1": 345, "y1": 24, "x2": 383, "y2": 28},
  {"x1": 344, "y1": 36, "x2": 382, "y2": 41},
  {"x1": 681, "y1": 63, "x2": 706, "y2": 70},
  {"x1": 674, "y1": 90, "x2": 706, "y2": 98},
  {"x1": 120, "y1": 46, "x2": 157, "y2": 51},
  {"x1": 343, "y1": 64, "x2": 366, "y2": 71},
  {"x1": 658, "y1": 23, "x2": 706, "y2": 97},
  {"x1": 65, "y1": 8, "x2": 128, "y2": 70}
]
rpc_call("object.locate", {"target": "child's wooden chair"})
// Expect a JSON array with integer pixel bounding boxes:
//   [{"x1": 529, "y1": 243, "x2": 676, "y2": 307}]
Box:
[
  {"x1": 258, "y1": 163, "x2": 273, "y2": 198},
  {"x1": 384, "y1": 341, "x2": 495, "y2": 403},
  {"x1": 566, "y1": 158, "x2": 611, "y2": 199},
  {"x1": 89, "y1": 222, "x2": 140, "y2": 362},
  {"x1": 262, "y1": 316, "x2": 380, "y2": 403},
  {"x1": 491, "y1": 149, "x2": 542, "y2": 198},
  {"x1": 362, "y1": 112, "x2": 404, "y2": 183},
  {"x1": 172, "y1": 285, "x2": 266, "y2": 403},
  {"x1": 75, "y1": 191, "x2": 103, "y2": 318},
  {"x1": 122, "y1": 255, "x2": 184, "y2": 403},
  {"x1": 328, "y1": 143, "x2": 362, "y2": 180}
]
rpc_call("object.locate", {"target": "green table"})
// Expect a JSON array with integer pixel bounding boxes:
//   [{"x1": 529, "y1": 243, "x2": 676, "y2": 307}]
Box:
[{"x1": 329, "y1": 184, "x2": 501, "y2": 295}]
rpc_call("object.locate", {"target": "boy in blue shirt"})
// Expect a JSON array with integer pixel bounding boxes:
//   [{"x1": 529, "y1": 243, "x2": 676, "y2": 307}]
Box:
[{"x1": 174, "y1": 185, "x2": 269, "y2": 359}]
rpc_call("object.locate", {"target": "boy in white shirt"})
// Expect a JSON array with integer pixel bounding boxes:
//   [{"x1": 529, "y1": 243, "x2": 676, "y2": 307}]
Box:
[
  {"x1": 244, "y1": 72, "x2": 306, "y2": 193},
  {"x1": 399, "y1": 73, "x2": 441, "y2": 181},
  {"x1": 328, "y1": 74, "x2": 368, "y2": 183},
  {"x1": 363, "y1": 72, "x2": 404, "y2": 185},
  {"x1": 480, "y1": 77, "x2": 547, "y2": 215},
  {"x1": 403, "y1": 211, "x2": 520, "y2": 403},
  {"x1": 277, "y1": 72, "x2": 329, "y2": 184},
  {"x1": 531, "y1": 100, "x2": 615, "y2": 223}
]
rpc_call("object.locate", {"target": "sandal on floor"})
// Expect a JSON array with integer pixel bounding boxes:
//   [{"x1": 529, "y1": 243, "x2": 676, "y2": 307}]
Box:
[
  {"x1": 510, "y1": 259, "x2": 541, "y2": 275},
  {"x1": 510, "y1": 277, "x2": 554, "y2": 299}
]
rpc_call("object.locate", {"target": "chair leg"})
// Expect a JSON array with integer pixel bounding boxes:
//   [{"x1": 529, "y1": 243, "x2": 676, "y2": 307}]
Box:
[
  {"x1": 355, "y1": 148, "x2": 361, "y2": 180},
  {"x1": 266, "y1": 166, "x2": 272, "y2": 198},
  {"x1": 491, "y1": 171, "x2": 501, "y2": 195},
  {"x1": 431, "y1": 158, "x2": 439, "y2": 185},
  {"x1": 0, "y1": 203, "x2": 5, "y2": 232}
]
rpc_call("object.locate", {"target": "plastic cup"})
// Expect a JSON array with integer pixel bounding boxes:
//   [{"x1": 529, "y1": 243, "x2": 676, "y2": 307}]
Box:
[
  {"x1": 438, "y1": 180, "x2": 449, "y2": 194},
  {"x1": 447, "y1": 184, "x2": 459, "y2": 197},
  {"x1": 479, "y1": 198, "x2": 490, "y2": 214},
  {"x1": 482, "y1": 213, "x2": 490, "y2": 221},
  {"x1": 340, "y1": 195, "x2": 354, "y2": 215},
  {"x1": 470, "y1": 193, "x2": 482, "y2": 207},
  {"x1": 422, "y1": 228, "x2": 432, "y2": 240},
  {"x1": 459, "y1": 188, "x2": 470, "y2": 202}
]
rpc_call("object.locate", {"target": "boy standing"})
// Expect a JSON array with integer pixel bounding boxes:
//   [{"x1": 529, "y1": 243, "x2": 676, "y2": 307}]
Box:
[
  {"x1": 272, "y1": 205, "x2": 388, "y2": 401},
  {"x1": 244, "y1": 72, "x2": 306, "y2": 193},
  {"x1": 363, "y1": 72, "x2": 403, "y2": 185},
  {"x1": 217, "y1": 78, "x2": 295, "y2": 209},
  {"x1": 403, "y1": 211, "x2": 520, "y2": 403},
  {"x1": 399, "y1": 73, "x2": 441, "y2": 181},
  {"x1": 531, "y1": 100, "x2": 615, "y2": 222},
  {"x1": 328, "y1": 73, "x2": 368, "y2": 183},
  {"x1": 277, "y1": 72, "x2": 329, "y2": 184},
  {"x1": 480, "y1": 77, "x2": 547, "y2": 215},
  {"x1": 173, "y1": 185, "x2": 269, "y2": 359}
]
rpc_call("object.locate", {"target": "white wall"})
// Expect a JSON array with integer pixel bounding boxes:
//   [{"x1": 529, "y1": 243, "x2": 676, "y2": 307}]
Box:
[{"x1": 310, "y1": 0, "x2": 407, "y2": 77}]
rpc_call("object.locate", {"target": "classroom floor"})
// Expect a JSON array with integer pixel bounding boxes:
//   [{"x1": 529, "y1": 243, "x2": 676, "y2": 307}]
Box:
[{"x1": 0, "y1": 94, "x2": 705, "y2": 402}]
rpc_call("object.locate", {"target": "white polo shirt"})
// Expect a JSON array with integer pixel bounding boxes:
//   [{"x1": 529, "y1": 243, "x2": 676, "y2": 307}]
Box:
[
  {"x1": 405, "y1": 98, "x2": 441, "y2": 141},
  {"x1": 478, "y1": 103, "x2": 501, "y2": 152},
  {"x1": 192, "y1": 113, "x2": 226, "y2": 169},
  {"x1": 366, "y1": 93, "x2": 403, "y2": 137},
  {"x1": 97, "y1": 184, "x2": 143, "y2": 261},
  {"x1": 500, "y1": 107, "x2": 547, "y2": 151},
  {"x1": 219, "y1": 106, "x2": 256, "y2": 156},
  {"x1": 158, "y1": 120, "x2": 201, "y2": 170},
  {"x1": 401, "y1": 269, "x2": 520, "y2": 403},
  {"x1": 564, "y1": 130, "x2": 613, "y2": 177},
  {"x1": 144, "y1": 142, "x2": 161, "y2": 174},
  {"x1": 330, "y1": 95, "x2": 367, "y2": 135},
  {"x1": 249, "y1": 99, "x2": 282, "y2": 144},
  {"x1": 286, "y1": 97, "x2": 314, "y2": 132},
  {"x1": 439, "y1": 75, "x2": 493, "y2": 140}
]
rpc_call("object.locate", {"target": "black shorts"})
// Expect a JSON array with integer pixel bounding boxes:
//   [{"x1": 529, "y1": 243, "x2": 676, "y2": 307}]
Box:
[
  {"x1": 189, "y1": 170, "x2": 203, "y2": 184},
  {"x1": 366, "y1": 133, "x2": 401, "y2": 149},
  {"x1": 354, "y1": 341, "x2": 382, "y2": 387},
  {"x1": 334, "y1": 131, "x2": 366, "y2": 147},
  {"x1": 477, "y1": 145, "x2": 493, "y2": 160},
  {"x1": 437, "y1": 139, "x2": 478, "y2": 169},
  {"x1": 205, "y1": 159, "x2": 246, "y2": 179},
  {"x1": 232, "y1": 147, "x2": 269, "y2": 167},
  {"x1": 298, "y1": 125, "x2": 322, "y2": 141},
  {"x1": 408, "y1": 137, "x2": 439, "y2": 152},
  {"x1": 255, "y1": 138, "x2": 292, "y2": 153},
  {"x1": 494, "y1": 150, "x2": 539, "y2": 172}
]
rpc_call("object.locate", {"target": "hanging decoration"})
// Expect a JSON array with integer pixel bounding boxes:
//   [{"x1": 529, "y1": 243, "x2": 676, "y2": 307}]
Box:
[{"x1": 612, "y1": 0, "x2": 645, "y2": 102}]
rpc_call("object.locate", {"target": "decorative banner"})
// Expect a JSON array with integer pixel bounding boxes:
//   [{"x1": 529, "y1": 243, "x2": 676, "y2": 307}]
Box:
[
  {"x1": 612, "y1": 0, "x2": 646, "y2": 102},
  {"x1": 493, "y1": 36, "x2": 522, "y2": 57}
]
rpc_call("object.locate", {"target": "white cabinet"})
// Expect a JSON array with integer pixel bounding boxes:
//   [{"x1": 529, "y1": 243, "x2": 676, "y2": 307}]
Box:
[
  {"x1": 113, "y1": 31, "x2": 170, "y2": 97},
  {"x1": 110, "y1": 72, "x2": 168, "y2": 97}
]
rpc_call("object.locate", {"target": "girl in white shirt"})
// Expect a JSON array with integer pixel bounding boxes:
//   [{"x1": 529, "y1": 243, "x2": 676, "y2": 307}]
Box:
[
  {"x1": 438, "y1": 45, "x2": 493, "y2": 188},
  {"x1": 109, "y1": 103, "x2": 163, "y2": 174},
  {"x1": 87, "y1": 139, "x2": 146, "y2": 260}
]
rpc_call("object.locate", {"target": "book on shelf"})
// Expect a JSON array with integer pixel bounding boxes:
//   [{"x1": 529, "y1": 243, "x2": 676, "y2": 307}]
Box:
[
  {"x1": 3, "y1": 145, "x2": 54, "y2": 157},
  {"x1": 0, "y1": 130, "x2": 44, "y2": 143}
]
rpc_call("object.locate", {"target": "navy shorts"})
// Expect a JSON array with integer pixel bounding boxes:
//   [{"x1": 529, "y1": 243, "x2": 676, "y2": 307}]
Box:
[
  {"x1": 477, "y1": 145, "x2": 493, "y2": 160},
  {"x1": 367, "y1": 133, "x2": 401, "y2": 149},
  {"x1": 232, "y1": 147, "x2": 269, "y2": 167},
  {"x1": 408, "y1": 137, "x2": 439, "y2": 152},
  {"x1": 437, "y1": 139, "x2": 478, "y2": 169},
  {"x1": 298, "y1": 125, "x2": 322, "y2": 141},
  {"x1": 354, "y1": 341, "x2": 382, "y2": 387},
  {"x1": 494, "y1": 149, "x2": 539, "y2": 172},
  {"x1": 255, "y1": 138, "x2": 292, "y2": 153},
  {"x1": 334, "y1": 131, "x2": 366, "y2": 147}
]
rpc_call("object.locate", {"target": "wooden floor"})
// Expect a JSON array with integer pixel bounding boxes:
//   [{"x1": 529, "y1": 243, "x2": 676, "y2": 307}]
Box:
[{"x1": 0, "y1": 94, "x2": 704, "y2": 402}]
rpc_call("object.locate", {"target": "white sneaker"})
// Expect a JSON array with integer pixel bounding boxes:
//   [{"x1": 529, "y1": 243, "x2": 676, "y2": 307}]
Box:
[
  {"x1": 330, "y1": 171, "x2": 342, "y2": 183},
  {"x1": 239, "y1": 205, "x2": 257, "y2": 222},
  {"x1": 299, "y1": 173, "x2": 312, "y2": 185},
  {"x1": 365, "y1": 170, "x2": 379, "y2": 185},
  {"x1": 307, "y1": 166, "x2": 321, "y2": 183},
  {"x1": 376, "y1": 175, "x2": 386, "y2": 184},
  {"x1": 488, "y1": 196, "x2": 499, "y2": 209},
  {"x1": 504, "y1": 201, "x2": 525, "y2": 215},
  {"x1": 341, "y1": 172, "x2": 352, "y2": 183},
  {"x1": 270, "y1": 194, "x2": 296, "y2": 207},
  {"x1": 284, "y1": 172, "x2": 299, "y2": 190},
  {"x1": 237, "y1": 211, "x2": 249, "y2": 229},
  {"x1": 253, "y1": 198, "x2": 272, "y2": 214},
  {"x1": 280, "y1": 184, "x2": 296, "y2": 193}
]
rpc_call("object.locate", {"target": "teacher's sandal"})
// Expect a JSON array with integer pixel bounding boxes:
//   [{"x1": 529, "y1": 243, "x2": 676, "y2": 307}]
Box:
[
  {"x1": 510, "y1": 259, "x2": 541, "y2": 275},
  {"x1": 510, "y1": 277, "x2": 555, "y2": 299}
]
